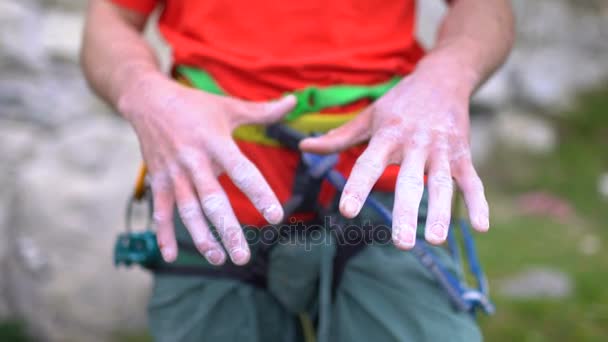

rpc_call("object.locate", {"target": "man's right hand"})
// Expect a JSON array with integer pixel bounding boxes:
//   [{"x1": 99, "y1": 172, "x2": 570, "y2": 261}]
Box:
[{"x1": 117, "y1": 73, "x2": 296, "y2": 266}]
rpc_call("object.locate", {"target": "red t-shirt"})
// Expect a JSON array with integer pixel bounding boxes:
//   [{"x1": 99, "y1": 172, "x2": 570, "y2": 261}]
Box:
[{"x1": 111, "y1": 0, "x2": 426, "y2": 225}]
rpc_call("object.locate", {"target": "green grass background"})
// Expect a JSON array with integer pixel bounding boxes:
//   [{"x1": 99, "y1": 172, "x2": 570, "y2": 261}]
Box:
[{"x1": 476, "y1": 87, "x2": 608, "y2": 341}]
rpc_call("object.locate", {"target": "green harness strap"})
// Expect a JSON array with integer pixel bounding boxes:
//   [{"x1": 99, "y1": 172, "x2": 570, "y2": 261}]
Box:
[
  {"x1": 178, "y1": 66, "x2": 226, "y2": 96},
  {"x1": 177, "y1": 65, "x2": 401, "y2": 121}
]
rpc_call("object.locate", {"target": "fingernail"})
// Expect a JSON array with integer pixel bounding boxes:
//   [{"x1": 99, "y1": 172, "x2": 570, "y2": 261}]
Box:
[
  {"x1": 263, "y1": 204, "x2": 283, "y2": 224},
  {"x1": 161, "y1": 247, "x2": 177, "y2": 263},
  {"x1": 341, "y1": 196, "x2": 360, "y2": 217},
  {"x1": 231, "y1": 248, "x2": 250, "y2": 265},
  {"x1": 393, "y1": 226, "x2": 416, "y2": 248},
  {"x1": 204, "y1": 250, "x2": 225, "y2": 265},
  {"x1": 475, "y1": 215, "x2": 490, "y2": 232},
  {"x1": 427, "y1": 223, "x2": 447, "y2": 244}
]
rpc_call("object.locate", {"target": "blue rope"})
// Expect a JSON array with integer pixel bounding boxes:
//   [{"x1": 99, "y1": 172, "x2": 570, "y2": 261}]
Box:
[
  {"x1": 459, "y1": 218, "x2": 486, "y2": 293},
  {"x1": 446, "y1": 225, "x2": 461, "y2": 268}
]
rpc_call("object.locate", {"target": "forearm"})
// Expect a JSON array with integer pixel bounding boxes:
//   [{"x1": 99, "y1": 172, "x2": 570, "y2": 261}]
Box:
[
  {"x1": 417, "y1": 0, "x2": 515, "y2": 95},
  {"x1": 80, "y1": 0, "x2": 165, "y2": 114}
]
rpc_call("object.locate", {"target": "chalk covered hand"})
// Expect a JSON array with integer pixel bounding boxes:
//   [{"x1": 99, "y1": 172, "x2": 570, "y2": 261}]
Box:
[
  {"x1": 118, "y1": 73, "x2": 296, "y2": 265},
  {"x1": 300, "y1": 58, "x2": 490, "y2": 250}
]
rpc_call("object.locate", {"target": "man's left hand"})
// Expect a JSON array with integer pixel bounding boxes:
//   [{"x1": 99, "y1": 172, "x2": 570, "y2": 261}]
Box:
[{"x1": 299, "y1": 58, "x2": 490, "y2": 250}]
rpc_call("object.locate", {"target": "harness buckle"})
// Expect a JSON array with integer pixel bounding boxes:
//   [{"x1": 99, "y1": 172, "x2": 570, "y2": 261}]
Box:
[{"x1": 462, "y1": 290, "x2": 496, "y2": 315}]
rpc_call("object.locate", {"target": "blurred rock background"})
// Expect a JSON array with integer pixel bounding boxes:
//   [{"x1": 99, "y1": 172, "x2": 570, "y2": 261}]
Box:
[{"x1": 0, "y1": 0, "x2": 607, "y2": 341}]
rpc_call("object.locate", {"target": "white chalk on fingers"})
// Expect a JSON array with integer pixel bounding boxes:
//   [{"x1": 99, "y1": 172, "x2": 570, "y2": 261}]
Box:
[
  {"x1": 161, "y1": 246, "x2": 177, "y2": 262},
  {"x1": 262, "y1": 204, "x2": 282, "y2": 224},
  {"x1": 230, "y1": 248, "x2": 250, "y2": 265},
  {"x1": 202, "y1": 193, "x2": 228, "y2": 217},
  {"x1": 393, "y1": 224, "x2": 417, "y2": 248},
  {"x1": 340, "y1": 195, "x2": 360, "y2": 218},
  {"x1": 204, "y1": 250, "x2": 226, "y2": 265}
]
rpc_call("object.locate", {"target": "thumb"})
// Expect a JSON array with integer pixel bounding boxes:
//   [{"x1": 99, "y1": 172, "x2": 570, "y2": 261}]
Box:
[
  {"x1": 299, "y1": 108, "x2": 372, "y2": 154},
  {"x1": 232, "y1": 94, "x2": 297, "y2": 125}
]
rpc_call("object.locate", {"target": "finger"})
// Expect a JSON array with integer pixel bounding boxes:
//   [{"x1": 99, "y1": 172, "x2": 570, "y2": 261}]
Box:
[
  {"x1": 231, "y1": 95, "x2": 297, "y2": 126},
  {"x1": 171, "y1": 165, "x2": 226, "y2": 265},
  {"x1": 299, "y1": 107, "x2": 372, "y2": 154},
  {"x1": 424, "y1": 140, "x2": 454, "y2": 245},
  {"x1": 339, "y1": 135, "x2": 393, "y2": 218},
  {"x1": 452, "y1": 154, "x2": 490, "y2": 232},
  {"x1": 150, "y1": 172, "x2": 178, "y2": 263},
  {"x1": 200, "y1": 189, "x2": 251, "y2": 266},
  {"x1": 212, "y1": 141, "x2": 284, "y2": 224},
  {"x1": 392, "y1": 147, "x2": 427, "y2": 250}
]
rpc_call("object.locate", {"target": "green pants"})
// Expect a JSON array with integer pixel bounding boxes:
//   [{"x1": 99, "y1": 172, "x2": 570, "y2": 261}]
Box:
[{"x1": 147, "y1": 192, "x2": 481, "y2": 342}]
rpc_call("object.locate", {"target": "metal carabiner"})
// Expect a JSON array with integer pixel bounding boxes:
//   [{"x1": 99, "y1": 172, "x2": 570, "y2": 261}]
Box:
[
  {"x1": 114, "y1": 187, "x2": 161, "y2": 268},
  {"x1": 124, "y1": 187, "x2": 153, "y2": 233}
]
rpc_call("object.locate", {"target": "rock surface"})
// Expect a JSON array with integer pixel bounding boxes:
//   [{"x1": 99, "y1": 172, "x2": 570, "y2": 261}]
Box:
[
  {"x1": 41, "y1": 10, "x2": 85, "y2": 62},
  {"x1": 0, "y1": 0, "x2": 159, "y2": 338},
  {"x1": 5, "y1": 117, "x2": 151, "y2": 341},
  {"x1": 0, "y1": 0, "x2": 607, "y2": 340},
  {"x1": 494, "y1": 109, "x2": 557, "y2": 154},
  {"x1": 0, "y1": 1, "x2": 47, "y2": 72},
  {"x1": 498, "y1": 267, "x2": 574, "y2": 299}
]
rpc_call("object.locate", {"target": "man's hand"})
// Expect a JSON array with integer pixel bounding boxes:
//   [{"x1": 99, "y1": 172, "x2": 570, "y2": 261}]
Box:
[
  {"x1": 81, "y1": 0, "x2": 299, "y2": 267},
  {"x1": 300, "y1": 57, "x2": 489, "y2": 249},
  {"x1": 118, "y1": 74, "x2": 296, "y2": 265},
  {"x1": 300, "y1": 0, "x2": 514, "y2": 250}
]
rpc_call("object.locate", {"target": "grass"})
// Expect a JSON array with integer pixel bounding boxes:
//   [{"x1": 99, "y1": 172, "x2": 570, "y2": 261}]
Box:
[
  {"x1": 2, "y1": 87, "x2": 606, "y2": 342},
  {"x1": 112, "y1": 331, "x2": 153, "y2": 342},
  {"x1": 478, "y1": 86, "x2": 608, "y2": 341},
  {"x1": 0, "y1": 320, "x2": 28, "y2": 342},
  {"x1": 0, "y1": 324, "x2": 153, "y2": 342}
]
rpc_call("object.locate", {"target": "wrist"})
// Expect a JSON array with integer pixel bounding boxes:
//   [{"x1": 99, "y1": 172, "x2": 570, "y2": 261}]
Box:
[
  {"x1": 116, "y1": 66, "x2": 170, "y2": 121},
  {"x1": 415, "y1": 39, "x2": 482, "y2": 98}
]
